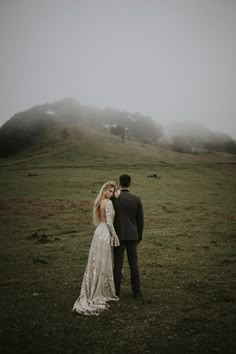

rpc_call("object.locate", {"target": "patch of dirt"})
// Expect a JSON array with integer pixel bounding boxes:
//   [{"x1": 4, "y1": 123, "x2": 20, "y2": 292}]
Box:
[{"x1": 0, "y1": 198, "x2": 92, "y2": 218}]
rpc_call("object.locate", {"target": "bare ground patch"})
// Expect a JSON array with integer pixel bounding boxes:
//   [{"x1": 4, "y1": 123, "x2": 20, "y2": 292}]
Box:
[{"x1": 0, "y1": 198, "x2": 92, "y2": 218}]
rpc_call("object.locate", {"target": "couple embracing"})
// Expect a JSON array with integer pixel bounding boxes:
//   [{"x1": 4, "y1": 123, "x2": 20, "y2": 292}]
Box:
[{"x1": 72, "y1": 174, "x2": 144, "y2": 315}]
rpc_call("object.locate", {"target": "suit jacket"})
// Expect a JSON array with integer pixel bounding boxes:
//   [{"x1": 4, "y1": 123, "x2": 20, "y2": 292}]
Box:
[{"x1": 112, "y1": 190, "x2": 144, "y2": 241}]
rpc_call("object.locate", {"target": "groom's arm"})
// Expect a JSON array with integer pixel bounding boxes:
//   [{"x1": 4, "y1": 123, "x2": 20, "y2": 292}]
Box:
[{"x1": 136, "y1": 197, "x2": 144, "y2": 241}]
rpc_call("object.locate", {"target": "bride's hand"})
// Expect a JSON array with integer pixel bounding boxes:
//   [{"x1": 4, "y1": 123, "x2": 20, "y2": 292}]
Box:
[
  {"x1": 111, "y1": 235, "x2": 120, "y2": 247},
  {"x1": 114, "y1": 190, "x2": 120, "y2": 198}
]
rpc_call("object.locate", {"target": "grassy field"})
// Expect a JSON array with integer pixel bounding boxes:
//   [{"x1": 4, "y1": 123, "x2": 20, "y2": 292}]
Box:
[{"x1": 0, "y1": 130, "x2": 236, "y2": 353}]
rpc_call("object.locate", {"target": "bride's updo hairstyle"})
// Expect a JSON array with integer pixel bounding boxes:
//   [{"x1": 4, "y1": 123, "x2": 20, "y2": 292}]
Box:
[{"x1": 93, "y1": 181, "x2": 116, "y2": 225}]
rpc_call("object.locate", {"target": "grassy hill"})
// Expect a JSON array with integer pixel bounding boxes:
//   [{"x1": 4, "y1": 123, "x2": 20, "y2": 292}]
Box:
[
  {"x1": 0, "y1": 98, "x2": 163, "y2": 157},
  {"x1": 0, "y1": 130, "x2": 236, "y2": 353}
]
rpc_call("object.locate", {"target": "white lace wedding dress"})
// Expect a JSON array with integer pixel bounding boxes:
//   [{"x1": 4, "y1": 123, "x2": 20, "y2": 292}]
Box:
[{"x1": 72, "y1": 200, "x2": 120, "y2": 315}]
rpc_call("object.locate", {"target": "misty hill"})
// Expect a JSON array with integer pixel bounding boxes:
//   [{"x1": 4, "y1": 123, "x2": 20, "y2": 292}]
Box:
[
  {"x1": 0, "y1": 98, "x2": 163, "y2": 157},
  {"x1": 0, "y1": 98, "x2": 235, "y2": 157},
  {"x1": 166, "y1": 121, "x2": 236, "y2": 155}
]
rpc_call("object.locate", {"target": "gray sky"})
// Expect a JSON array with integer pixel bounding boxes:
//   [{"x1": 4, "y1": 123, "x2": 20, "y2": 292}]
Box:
[{"x1": 0, "y1": 0, "x2": 235, "y2": 137}]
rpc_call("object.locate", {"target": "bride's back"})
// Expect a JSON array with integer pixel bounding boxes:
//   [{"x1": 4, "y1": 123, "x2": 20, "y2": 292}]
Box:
[{"x1": 99, "y1": 199, "x2": 109, "y2": 222}]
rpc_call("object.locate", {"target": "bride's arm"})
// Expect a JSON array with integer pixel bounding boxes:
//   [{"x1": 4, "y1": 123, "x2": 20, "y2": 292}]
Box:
[{"x1": 105, "y1": 201, "x2": 120, "y2": 247}]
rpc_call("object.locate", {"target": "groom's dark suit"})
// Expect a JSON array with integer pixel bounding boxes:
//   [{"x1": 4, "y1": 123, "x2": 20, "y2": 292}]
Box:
[{"x1": 112, "y1": 189, "x2": 144, "y2": 296}]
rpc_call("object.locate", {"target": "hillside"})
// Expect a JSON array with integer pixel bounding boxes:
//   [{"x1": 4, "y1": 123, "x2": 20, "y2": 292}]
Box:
[
  {"x1": 1, "y1": 98, "x2": 236, "y2": 158},
  {"x1": 0, "y1": 119, "x2": 235, "y2": 201},
  {"x1": 1, "y1": 121, "x2": 235, "y2": 168},
  {"x1": 0, "y1": 98, "x2": 163, "y2": 157}
]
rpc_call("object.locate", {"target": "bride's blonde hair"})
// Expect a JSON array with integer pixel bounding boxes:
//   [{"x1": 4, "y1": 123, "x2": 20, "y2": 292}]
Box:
[{"x1": 93, "y1": 181, "x2": 116, "y2": 225}]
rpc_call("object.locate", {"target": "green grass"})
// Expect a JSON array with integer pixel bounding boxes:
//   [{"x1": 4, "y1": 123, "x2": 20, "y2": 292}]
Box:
[{"x1": 0, "y1": 129, "x2": 236, "y2": 353}]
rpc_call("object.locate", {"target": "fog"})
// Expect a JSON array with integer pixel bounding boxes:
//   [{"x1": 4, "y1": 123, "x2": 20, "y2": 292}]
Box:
[{"x1": 0, "y1": 0, "x2": 235, "y2": 137}]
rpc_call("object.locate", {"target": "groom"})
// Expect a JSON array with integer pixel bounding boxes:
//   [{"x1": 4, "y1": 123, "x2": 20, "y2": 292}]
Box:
[{"x1": 112, "y1": 174, "x2": 144, "y2": 297}]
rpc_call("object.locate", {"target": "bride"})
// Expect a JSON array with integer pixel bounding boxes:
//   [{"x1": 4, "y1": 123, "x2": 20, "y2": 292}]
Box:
[{"x1": 72, "y1": 181, "x2": 120, "y2": 315}]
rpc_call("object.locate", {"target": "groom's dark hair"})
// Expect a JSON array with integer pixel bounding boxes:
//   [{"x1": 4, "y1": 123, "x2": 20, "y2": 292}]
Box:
[{"x1": 120, "y1": 174, "x2": 131, "y2": 188}]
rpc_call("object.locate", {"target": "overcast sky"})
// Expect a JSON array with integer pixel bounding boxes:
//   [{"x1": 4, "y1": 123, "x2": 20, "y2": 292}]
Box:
[{"x1": 0, "y1": 0, "x2": 235, "y2": 136}]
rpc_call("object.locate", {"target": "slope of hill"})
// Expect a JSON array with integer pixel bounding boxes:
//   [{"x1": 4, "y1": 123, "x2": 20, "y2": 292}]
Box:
[
  {"x1": 1, "y1": 122, "x2": 234, "y2": 169},
  {"x1": 0, "y1": 98, "x2": 163, "y2": 157},
  {"x1": 0, "y1": 119, "x2": 235, "y2": 200}
]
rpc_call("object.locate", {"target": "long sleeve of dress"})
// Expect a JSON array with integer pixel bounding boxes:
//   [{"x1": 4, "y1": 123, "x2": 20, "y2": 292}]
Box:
[{"x1": 106, "y1": 201, "x2": 120, "y2": 247}]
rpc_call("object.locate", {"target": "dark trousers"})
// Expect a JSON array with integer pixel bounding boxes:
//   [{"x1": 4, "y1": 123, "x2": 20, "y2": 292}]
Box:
[{"x1": 113, "y1": 241, "x2": 140, "y2": 295}]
